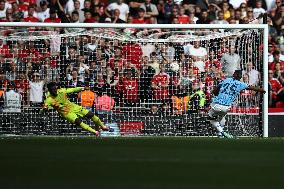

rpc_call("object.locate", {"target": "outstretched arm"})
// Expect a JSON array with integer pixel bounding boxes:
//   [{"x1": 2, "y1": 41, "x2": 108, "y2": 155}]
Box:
[
  {"x1": 247, "y1": 86, "x2": 266, "y2": 94},
  {"x1": 65, "y1": 87, "x2": 84, "y2": 94}
]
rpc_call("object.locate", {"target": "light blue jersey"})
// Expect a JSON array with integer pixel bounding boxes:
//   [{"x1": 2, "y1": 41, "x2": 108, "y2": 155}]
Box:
[{"x1": 213, "y1": 78, "x2": 248, "y2": 106}]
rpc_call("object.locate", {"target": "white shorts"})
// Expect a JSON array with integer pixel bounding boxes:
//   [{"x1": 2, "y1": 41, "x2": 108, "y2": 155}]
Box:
[{"x1": 208, "y1": 103, "x2": 231, "y2": 122}]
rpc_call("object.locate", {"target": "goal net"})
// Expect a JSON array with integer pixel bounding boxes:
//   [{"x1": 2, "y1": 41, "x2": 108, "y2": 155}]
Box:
[{"x1": 0, "y1": 23, "x2": 268, "y2": 137}]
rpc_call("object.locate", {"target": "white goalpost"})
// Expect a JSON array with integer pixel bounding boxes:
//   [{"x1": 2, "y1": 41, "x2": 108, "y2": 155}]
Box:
[{"x1": 0, "y1": 23, "x2": 268, "y2": 137}]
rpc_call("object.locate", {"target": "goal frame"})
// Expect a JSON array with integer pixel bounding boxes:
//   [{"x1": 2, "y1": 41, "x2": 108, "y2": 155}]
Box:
[{"x1": 0, "y1": 22, "x2": 269, "y2": 137}]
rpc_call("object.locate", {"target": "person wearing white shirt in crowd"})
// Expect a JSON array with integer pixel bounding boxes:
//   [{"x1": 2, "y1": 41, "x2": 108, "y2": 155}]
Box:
[
  {"x1": 253, "y1": 0, "x2": 266, "y2": 19},
  {"x1": 74, "y1": 0, "x2": 84, "y2": 22},
  {"x1": 140, "y1": 0, "x2": 158, "y2": 23},
  {"x1": 211, "y1": 11, "x2": 229, "y2": 24},
  {"x1": 141, "y1": 42, "x2": 155, "y2": 57},
  {"x1": 3, "y1": 82, "x2": 22, "y2": 113},
  {"x1": 24, "y1": 4, "x2": 38, "y2": 18},
  {"x1": 221, "y1": 46, "x2": 241, "y2": 78},
  {"x1": 77, "y1": 56, "x2": 90, "y2": 83},
  {"x1": 242, "y1": 62, "x2": 260, "y2": 86},
  {"x1": 37, "y1": 1, "x2": 50, "y2": 22},
  {"x1": 229, "y1": 0, "x2": 246, "y2": 9},
  {"x1": 106, "y1": 0, "x2": 129, "y2": 22},
  {"x1": 64, "y1": 0, "x2": 75, "y2": 15},
  {"x1": 0, "y1": 0, "x2": 7, "y2": 19},
  {"x1": 265, "y1": 0, "x2": 276, "y2": 11},
  {"x1": 4, "y1": 0, "x2": 11, "y2": 9},
  {"x1": 188, "y1": 41, "x2": 208, "y2": 72},
  {"x1": 29, "y1": 72, "x2": 45, "y2": 107}
]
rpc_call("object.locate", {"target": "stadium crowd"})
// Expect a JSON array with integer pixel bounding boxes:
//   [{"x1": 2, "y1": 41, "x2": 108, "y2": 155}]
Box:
[{"x1": 0, "y1": 0, "x2": 282, "y2": 114}]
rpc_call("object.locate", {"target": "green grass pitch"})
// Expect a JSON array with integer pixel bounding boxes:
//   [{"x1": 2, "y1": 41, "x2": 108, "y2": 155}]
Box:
[{"x1": 0, "y1": 136, "x2": 283, "y2": 189}]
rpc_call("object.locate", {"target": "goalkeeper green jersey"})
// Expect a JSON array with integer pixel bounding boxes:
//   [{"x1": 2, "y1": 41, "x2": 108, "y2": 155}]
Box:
[{"x1": 44, "y1": 87, "x2": 83, "y2": 115}]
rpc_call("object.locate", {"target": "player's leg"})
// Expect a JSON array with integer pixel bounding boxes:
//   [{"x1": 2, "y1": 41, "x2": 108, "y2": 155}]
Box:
[
  {"x1": 84, "y1": 110, "x2": 113, "y2": 132},
  {"x1": 74, "y1": 118, "x2": 99, "y2": 136},
  {"x1": 65, "y1": 112, "x2": 99, "y2": 136},
  {"x1": 208, "y1": 104, "x2": 233, "y2": 138},
  {"x1": 208, "y1": 104, "x2": 224, "y2": 135}
]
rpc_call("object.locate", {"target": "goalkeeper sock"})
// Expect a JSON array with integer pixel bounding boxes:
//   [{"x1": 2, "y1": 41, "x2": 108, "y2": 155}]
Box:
[
  {"x1": 80, "y1": 122, "x2": 97, "y2": 134},
  {"x1": 91, "y1": 115, "x2": 105, "y2": 128}
]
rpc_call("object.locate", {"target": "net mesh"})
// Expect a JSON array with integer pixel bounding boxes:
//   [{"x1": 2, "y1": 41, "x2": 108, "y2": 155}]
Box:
[{"x1": 0, "y1": 26, "x2": 264, "y2": 136}]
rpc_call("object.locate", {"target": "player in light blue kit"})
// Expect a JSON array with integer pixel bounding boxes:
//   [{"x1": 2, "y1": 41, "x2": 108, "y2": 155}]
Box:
[{"x1": 208, "y1": 70, "x2": 265, "y2": 138}]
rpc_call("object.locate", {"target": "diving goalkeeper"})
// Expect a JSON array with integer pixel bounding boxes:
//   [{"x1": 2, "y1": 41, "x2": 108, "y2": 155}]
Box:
[{"x1": 42, "y1": 82, "x2": 113, "y2": 136}]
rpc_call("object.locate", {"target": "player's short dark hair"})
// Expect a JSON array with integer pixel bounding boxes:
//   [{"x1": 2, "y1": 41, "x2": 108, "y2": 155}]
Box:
[{"x1": 47, "y1": 82, "x2": 57, "y2": 90}]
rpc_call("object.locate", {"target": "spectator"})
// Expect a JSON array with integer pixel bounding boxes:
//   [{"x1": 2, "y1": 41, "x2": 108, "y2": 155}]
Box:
[
  {"x1": 132, "y1": 7, "x2": 149, "y2": 23},
  {"x1": 148, "y1": 104, "x2": 159, "y2": 115},
  {"x1": 76, "y1": 55, "x2": 90, "y2": 83},
  {"x1": 14, "y1": 71, "x2": 29, "y2": 105},
  {"x1": 66, "y1": 70, "x2": 84, "y2": 87},
  {"x1": 73, "y1": 0, "x2": 84, "y2": 22},
  {"x1": 71, "y1": 10, "x2": 79, "y2": 23},
  {"x1": 159, "y1": 102, "x2": 170, "y2": 115},
  {"x1": 0, "y1": 0, "x2": 6, "y2": 19},
  {"x1": 269, "y1": 69, "x2": 284, "y2": 107},
  {"x1": 222, "y1": 1, "x2": 231, "y2": 20},
  {"x1": 84, "y1": 9, "x2": 96, "y2": 22},
  {"x1": 120, "y1": 69, "x2": 139, "y2": 106},
  {"x1": 5, "y1": 61, "x2": 17, "y2": 81},
  {"x1": 164, "y1": 0, "x2": 176, "y2": 24},
  {"x1": 94, "y1": 90, "x2": 115, "y2": 114},
  {"x1": 0, "y1": 39, "x2": 11, "y2": 58},
  {"x1": 188, "y1": 41, "x2": 208, "y2": 72},
  {"x1": 23, "y1": 6, "x2": 39, "y2": 22},
  {"x1": 106, "y1": 66, "x2": 120, "y2": 102},
  {"x1": 220, "y1": 46, "x2": 241, "y2": 78},
  {"x1": 273, "y1": 62, "x2": 284, "y2": 84},
  {"x1": 28, "y1": 72, "x2": 45, "y2": 107},
  {"x1": 94, "y1": 72, "x2": 109, "y2": 94},
  {"x1": 78, "y1": 83, "x2": 96, "y2": 112},
  {"x1": 205, "y1": 51, "x2": 222, "y2": 73},
  {"x1": 211, "y1": 10, "x2": 229, "y2": 24},
  {"x1": 156, "y1": 0, "x2": 165, "y2": 24},
  {"x1": 105, "y1": 0, "x2": 129, "y2": 22},
  {"x1": 111, "y1": 8, "x2": 126, "y2": 23},
  {"x1": 64, "y1": 0, "x2": 75, "y2": 15},
  {"x1": 177, "y1": 7, "x2": 190, "y2": 24},
  {"x1": 41, "y1": 57, "x2": 59, "y2": 83},
  {"x1": 122, "y1": 41, "x2": 143, "y2": 69},
  {"x1": 17, "y1": 0, "x2": 28, "y2": 12},
  {"x1": 151, "y1": 64, "x2": 170, "y2": 102},
  {"x1": 37, "y1": 0, "x2": 50, "y2": 22},
  {"x1": 11, "y1": 2, "x2": 24, "y2": 22},
  {"x1": 140, "y1": 0, "x2": 158, "y2": 23},
  {"x1": 269, "y1": 50, "x2": 284, "y2": 70},
  {"x1": 1, "y1": 7, "x2": 12, "y2": 21},
  {"x1": 188, "y1": 81, "x2": 206, "y2": 113},
  {"x1": 229, "y1": 0, "x2": 246, "y2": 9},
  {"x1": 171, "y1": 89, "x2": 189, "y2": 115},
  {"x1": 139, "y1": 60, "x2": 155, "y2": 101},
  {"x1": 2, "y1": 81, "x2": 22, "y2": 113},
  {"x1": 196, "y1": 9, "x2": 211, "y2": 24},
  {"x1": 253, "y1": 0, "x2": 266, "y2": 19},
  {"x1": 0, "y1": 82, "x2": 3, "y2": 112},
  {"x1": 44, "y1": 8, "x2": 61, "y2": 23},
  {"x1": 242, "y1": 62, "x2": 260, "y2": 86}
]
